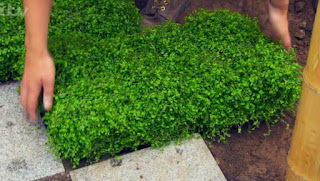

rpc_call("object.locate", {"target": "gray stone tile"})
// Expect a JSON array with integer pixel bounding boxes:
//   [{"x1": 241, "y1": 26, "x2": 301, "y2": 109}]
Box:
[
  {"x1": 0, "y1": 82, "x2": 65, "y2": 181},
  {"x1": 71, "y1": 135, "x2": 226, "y2": 181}
]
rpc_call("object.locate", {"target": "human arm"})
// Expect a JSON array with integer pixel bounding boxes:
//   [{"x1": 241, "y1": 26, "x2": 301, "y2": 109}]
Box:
[
  {"x1": 268, "y1": 0, "x2": 291, "y2": 52},
  {"x1": 21, "y1": 0, "x2": 55, "y2": 123}
]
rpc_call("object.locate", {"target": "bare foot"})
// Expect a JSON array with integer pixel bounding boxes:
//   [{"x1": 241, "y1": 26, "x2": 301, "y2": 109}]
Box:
[{"x1": 268, "y1": 0, "x2": 291, "y2": 52}]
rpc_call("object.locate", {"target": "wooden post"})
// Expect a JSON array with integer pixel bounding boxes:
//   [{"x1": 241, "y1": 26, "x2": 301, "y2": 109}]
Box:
[{"x1": 286, "y1": 3, "x2": 320, "y2": 181}]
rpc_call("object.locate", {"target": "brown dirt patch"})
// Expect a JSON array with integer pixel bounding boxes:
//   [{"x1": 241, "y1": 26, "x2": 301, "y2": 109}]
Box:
[{"x1": 206, "y1": 114, "x2": 295, "y2": 181}]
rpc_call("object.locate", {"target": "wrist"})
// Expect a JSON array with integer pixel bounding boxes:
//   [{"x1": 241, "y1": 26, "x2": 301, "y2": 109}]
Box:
[
  {"x1": 269, "y1": 0, "x2": 289, "y2": 10},
  {"x1": 25, "y1": 47, "x2": 51, "y2": 61},
  {"x1": 25, "y1": 34, "x2": 48, "y2": 52}
]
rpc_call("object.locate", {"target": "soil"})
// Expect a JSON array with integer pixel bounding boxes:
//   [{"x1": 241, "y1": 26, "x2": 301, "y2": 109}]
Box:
[
  {"x1": 206, "y1": 114, "x2": 296, "y2": 181},
  {"x1": 40, "y1": 0, "x2": 316, "y2": 180}
]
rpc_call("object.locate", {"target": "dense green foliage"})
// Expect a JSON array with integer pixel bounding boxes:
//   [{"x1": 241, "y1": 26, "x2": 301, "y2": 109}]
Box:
[
  {"x1": 0, "y1": 0, "x2": 140, "y2": 82},
  {"x1": 49, "y1": 0, "x2": 140, "y2": 38},
  {"x1": 44, "y1": 10, "x2": 302, "y2": 166},
  {"x1": 0, "y1": 1, "x2": 25, "y2": 81}
]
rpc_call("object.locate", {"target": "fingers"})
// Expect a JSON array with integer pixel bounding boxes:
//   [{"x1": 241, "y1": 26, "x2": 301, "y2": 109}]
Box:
[
  {"x1": 26, "y1": 84, "x2": 42, "y2": 122},
  {"x1": 283, "y1": 34, "x2": 292, "y2": 52},
  {"x1": 42, "y1": 58, "x2": 55, "y2": 111},
  {"x1": 20, "y1": 77, "x2": 42, "y2": 123},
  {"x1": 20, "y1": 80, "x2": 27, "y2": 111},
  {"x1": 43, "y1": 79, "x2": 55, "y2": 111}
]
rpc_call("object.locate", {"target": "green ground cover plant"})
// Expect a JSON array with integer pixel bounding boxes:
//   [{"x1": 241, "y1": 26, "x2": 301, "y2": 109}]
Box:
[
  {"x1": 0, "y1": 0, "x2": 140, "y2": 82},
  {"x1": 49, "y1": 0, "x2": 140, "y2": 38},
  {"x1": 0, "y1": 1, "x2": 25, "y2": 81},
  {"x1": 44, "y1": 9, "x2": 302, "y2": 166}
]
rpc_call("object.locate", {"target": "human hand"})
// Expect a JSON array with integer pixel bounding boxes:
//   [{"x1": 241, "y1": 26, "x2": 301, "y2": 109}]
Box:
[
  {"x1": 20, "y1": 50, "x2": 55, "y2": 123},
  {"x1": 268, "y1": 0, "x2": 291, "y2": 52}
]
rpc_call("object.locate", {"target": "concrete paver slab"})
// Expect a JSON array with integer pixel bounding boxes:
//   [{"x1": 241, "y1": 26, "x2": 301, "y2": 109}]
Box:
[
  {"x1": 0, "y1": 82, "x2": 65, "y2": 181},
  {"x1": 71, "y1": 135, "x2": 226, "y2": 181}
]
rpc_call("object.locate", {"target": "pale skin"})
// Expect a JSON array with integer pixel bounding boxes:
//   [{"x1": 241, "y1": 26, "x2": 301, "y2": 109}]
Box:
[
  {"x1": 22, "y1": 0, "x2": 55, "y2": 122},
  {"x1": 21, "y1": 0, "x2": 291, "y2": 122}
]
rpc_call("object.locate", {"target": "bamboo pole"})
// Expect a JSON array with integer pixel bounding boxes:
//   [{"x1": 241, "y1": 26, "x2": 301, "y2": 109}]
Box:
[{"x1": 286, "y1": 3, "x2": 320, "y2": 181}]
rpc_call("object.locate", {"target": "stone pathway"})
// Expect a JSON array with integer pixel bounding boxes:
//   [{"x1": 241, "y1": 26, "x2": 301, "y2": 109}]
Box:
[
  {"x1": 70, "y1": 136, "x2": 226, "y2": 181},
  {"x1": 0, "y1": 82, "x2": 65, "y2": 181}
]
